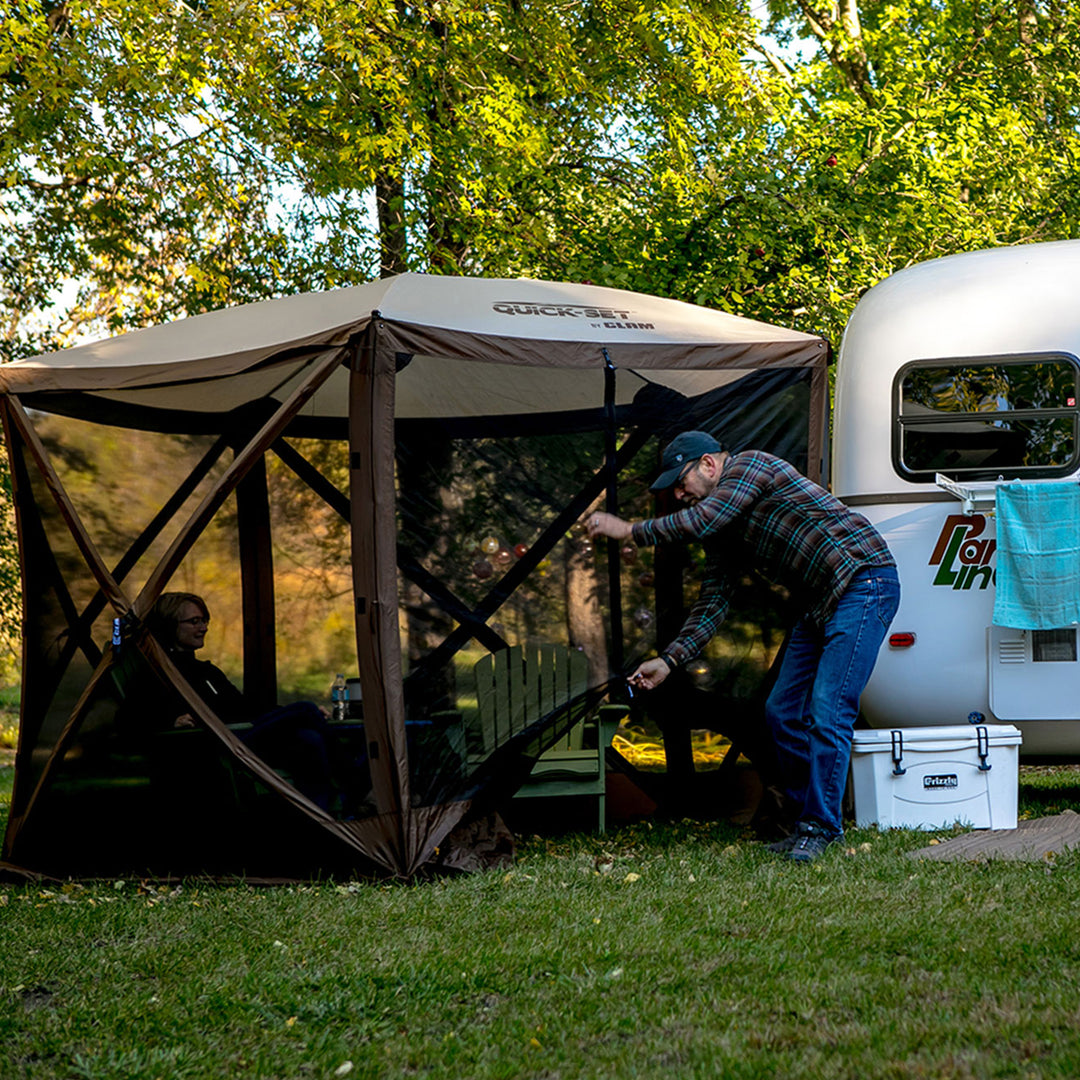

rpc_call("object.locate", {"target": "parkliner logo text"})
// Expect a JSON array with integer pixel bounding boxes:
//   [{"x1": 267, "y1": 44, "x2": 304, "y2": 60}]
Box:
[{"x1": 929, "y1": 513, "x2": 996, "y2": 590}]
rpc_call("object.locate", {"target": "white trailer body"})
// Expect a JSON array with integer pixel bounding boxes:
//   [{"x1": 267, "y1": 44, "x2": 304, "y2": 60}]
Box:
[{"x1": 832, "y1": 240, "x2": 1080, "y2": 757}]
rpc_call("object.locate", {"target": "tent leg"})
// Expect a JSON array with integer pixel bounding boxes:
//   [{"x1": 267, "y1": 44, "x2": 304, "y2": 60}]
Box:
[{"x1": 236, "y1": 455, "x2": 277, "y2": 714}]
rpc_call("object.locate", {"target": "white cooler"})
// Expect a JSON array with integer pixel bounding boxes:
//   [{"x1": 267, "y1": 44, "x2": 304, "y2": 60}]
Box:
[{"x1": 849, "y1": 724, "x2": 1021, "y2": 831}]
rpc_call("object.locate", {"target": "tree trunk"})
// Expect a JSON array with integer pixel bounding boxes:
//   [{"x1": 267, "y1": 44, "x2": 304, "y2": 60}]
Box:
[
  {"x1": 564, "y1": 540, "x2": 610, "y2": 687},
  {"x1": 376, "y1": 169, "x2": 408, "y2": 277},
  {"x1": 795, "y1": 0, "x2": 875, "y2": 106}
]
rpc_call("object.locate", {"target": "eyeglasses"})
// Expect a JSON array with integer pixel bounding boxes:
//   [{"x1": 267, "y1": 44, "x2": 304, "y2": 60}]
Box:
[
  {"x1": 178, "y1": 616, "x2": 210, "y2": 627},
  {"x1": 674, "y1": 458, "x2": 700, "y2": 488}
]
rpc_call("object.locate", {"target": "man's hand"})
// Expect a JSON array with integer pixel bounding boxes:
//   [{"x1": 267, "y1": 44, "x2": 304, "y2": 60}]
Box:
[
  {"x1": 628, "y1": 657, "x2": 671, "y2": 692},
  {"x1": 173, "y1": 713, "x2": 196, "y2": 729},
  {"x1": 586, "y1": 511, "x2": 633, "y2": 542}
]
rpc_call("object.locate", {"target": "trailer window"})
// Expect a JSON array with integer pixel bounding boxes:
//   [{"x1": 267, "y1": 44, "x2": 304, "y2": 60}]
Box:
[{"x1": 895, "y1": 355, "x2": 1080, "y2": 480}]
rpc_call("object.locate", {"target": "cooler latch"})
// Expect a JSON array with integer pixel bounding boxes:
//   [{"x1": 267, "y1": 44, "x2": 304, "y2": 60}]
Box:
[
  {"x1": 890, "y1": 730, "x2": 906, "y2": 776},
  {"x1": 977, "y1": 725, "x2": 992, "y2": 771}
]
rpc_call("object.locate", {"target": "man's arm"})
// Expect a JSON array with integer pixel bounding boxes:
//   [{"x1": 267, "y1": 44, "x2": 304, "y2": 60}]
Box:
[
  {"x1": 628, "y1": 576, "x2": 732, "y2": 690},
  {"x1": 661, "y1": 561, "x2": 732, "y2": 668},
  {"x1": 586, "y1": 511, "x2": 633, "y2": 541}
]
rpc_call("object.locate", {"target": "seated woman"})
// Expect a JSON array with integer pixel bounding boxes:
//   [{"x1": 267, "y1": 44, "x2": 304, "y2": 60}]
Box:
[{"x1": 143, "y1": 591, "x2": 341, "y2": 812}]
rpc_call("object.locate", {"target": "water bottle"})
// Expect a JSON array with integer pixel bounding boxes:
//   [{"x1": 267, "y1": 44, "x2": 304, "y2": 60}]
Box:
[{"x1": 331, "y1": 673, "x2": 347, "y2": 722}]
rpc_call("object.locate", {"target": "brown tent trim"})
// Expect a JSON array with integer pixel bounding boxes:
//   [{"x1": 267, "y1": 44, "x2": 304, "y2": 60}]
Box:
[
  {"x1": 133, "y1": 347, "x2": 349, "y2": 618},
  {"x1": 51, "y1": 434, "x2": 233, "y2": 678},
  {"x1": 3, "y1": 407, "x2": 102, "y2": 677},
  {"x1": 272, "y1": 438, "x2": 512, "y2": 657},
  {"x1": 3, "y1": 647, "x2": 118, "y2": 855},
  {"x1": 5, "y1": 397, "x2": 130, "y2": 614},
  {"x1": 13, "y1": 433, "x2": 231, "y2": 790},
  {"x1": 405, "y1": 425, "x2": 653, "y2": 686},
  {"x1": 1, "y1": 396, "x2": 140, "y2": 855},
  {"x1": 2, "y1": 347, "x2": 391, "y2": 875},
  {"x1": 377, "y1": 319, "x2": 827, "y2": 373},
  {"x1": 236, "y1": 456, "x2": 278, "y2": 709},
  {"x1": 0, "y1": 328, "x2": 365, "y2": 397},
  {"x1": 806, "y1": 346, "x2": 833, "y2": 484},
  {"x1": 138, "y1": 630, "x2": 397, "y2": 874},
  {"x1": 349, "y1": 325, "x2": 410, "y2": 869}
]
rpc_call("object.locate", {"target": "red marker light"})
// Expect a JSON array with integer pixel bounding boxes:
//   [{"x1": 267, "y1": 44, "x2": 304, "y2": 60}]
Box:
[{"x1": 889, "y1": 632, "x2": 916, "y2": 649}]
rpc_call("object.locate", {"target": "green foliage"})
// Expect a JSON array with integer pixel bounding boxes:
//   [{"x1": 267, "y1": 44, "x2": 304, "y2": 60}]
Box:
[
  {"x1": 0, "y1": 0, "x2": 763, "y2": 358},
  {"x1": 3, "y1": 1, "x2": 1078, "y2": 348},
  {"x1": 741, "y1": 0, "x2": 1080, "y2": 339},
  {"x1": 0, "y1": 0, "x2": 308, "y2": 360}
]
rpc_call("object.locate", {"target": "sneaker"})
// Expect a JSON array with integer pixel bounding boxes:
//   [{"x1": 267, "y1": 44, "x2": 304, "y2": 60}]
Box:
[
  {"x1": 787, "y1": 831, "x2": 836, "y2": 864},
  {"x1": 766, "y1": 834, "x2": 798, "y2": 854}
]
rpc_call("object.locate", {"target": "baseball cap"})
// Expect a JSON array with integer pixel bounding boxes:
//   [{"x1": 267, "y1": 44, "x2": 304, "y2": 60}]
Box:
[{"x1": 649, "y1": 430, "x2": 725, "y2": 492}]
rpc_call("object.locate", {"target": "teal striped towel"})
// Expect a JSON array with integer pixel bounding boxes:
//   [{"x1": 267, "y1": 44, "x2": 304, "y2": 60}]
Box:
[{"x1": 993, "y1": 481, "x2": 1080, "y2": 629}]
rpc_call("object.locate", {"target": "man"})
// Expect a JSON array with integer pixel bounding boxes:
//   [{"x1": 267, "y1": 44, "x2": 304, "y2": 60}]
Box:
[{"x1": 587, "y1": 431, "x2": 899, "y2": 862}]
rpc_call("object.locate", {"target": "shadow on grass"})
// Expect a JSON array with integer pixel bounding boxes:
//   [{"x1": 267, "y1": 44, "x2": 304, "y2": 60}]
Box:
[{"x1": 1019, "y1": 764, "x2": 1080, "y2": 816}]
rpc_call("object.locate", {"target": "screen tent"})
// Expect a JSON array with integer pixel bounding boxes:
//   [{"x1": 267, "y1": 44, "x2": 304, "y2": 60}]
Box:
[{"x1": 0, "y1": 273, "x2": 827, "y2": 879}]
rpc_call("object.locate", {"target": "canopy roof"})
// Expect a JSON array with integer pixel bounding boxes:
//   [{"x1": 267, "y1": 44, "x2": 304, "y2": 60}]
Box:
[{"x1": 2, "y1": 274, "x2": 825, "y2": 431}]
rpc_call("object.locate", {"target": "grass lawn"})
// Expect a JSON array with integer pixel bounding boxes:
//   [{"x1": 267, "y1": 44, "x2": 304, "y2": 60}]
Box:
[{"x1": 1, "y1": 765, "x2": 1079, "y2": 1079}]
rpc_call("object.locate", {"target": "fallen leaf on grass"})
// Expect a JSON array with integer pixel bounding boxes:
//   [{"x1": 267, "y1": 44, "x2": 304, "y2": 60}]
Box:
[
  {"x1": 334, "y1": 1062, "x2": 354, "y2": 1077},
  {"x1": 623, "y1": 872, "x2": 640, "y2": 883}
]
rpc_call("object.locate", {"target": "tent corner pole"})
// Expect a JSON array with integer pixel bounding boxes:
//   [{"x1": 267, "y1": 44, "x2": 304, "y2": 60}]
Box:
[{"x1": 601, "y1": 349, "x2": 624, "y2": 676}]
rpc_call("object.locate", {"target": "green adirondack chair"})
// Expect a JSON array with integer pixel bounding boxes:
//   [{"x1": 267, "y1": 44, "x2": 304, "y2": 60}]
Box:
[{"x1": 471, "y1": 644, "x2": 624, "y2": 832}]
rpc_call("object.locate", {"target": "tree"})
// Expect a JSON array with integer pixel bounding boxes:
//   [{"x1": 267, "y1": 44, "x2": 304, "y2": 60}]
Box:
[
  {"x1": 650, "y1": 0, "x2": 1080, "y2": 341},
  {"x1": 6, "y1": 0, "x2": 1080, "y2": 690},
  {"x1": 0, "y1": 1, "x2": 313, "y2": 360}
]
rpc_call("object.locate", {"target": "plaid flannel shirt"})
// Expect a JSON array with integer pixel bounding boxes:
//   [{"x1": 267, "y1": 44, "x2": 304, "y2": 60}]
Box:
[{"x1": 631, "y1": 450, "x2": 895, "y2": 668}]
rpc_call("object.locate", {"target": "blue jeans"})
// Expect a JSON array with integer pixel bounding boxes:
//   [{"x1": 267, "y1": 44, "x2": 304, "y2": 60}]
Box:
[{"x1": 765, "y1": 567, "x2": 900, "y2": 839}]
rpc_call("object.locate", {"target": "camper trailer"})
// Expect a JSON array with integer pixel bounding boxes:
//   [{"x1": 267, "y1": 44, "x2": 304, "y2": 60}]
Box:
[{"x1": 833, "y1": 240, "x2": 1080, "y2": 757}]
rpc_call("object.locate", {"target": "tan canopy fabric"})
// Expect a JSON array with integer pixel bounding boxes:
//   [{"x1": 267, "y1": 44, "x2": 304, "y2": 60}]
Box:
[
  {"x1": 1, "y1": 274, "x2": 828, "y2": 880},
  {"x1": 2, "y1": 273, "x2": 821, "y2": 392}
]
